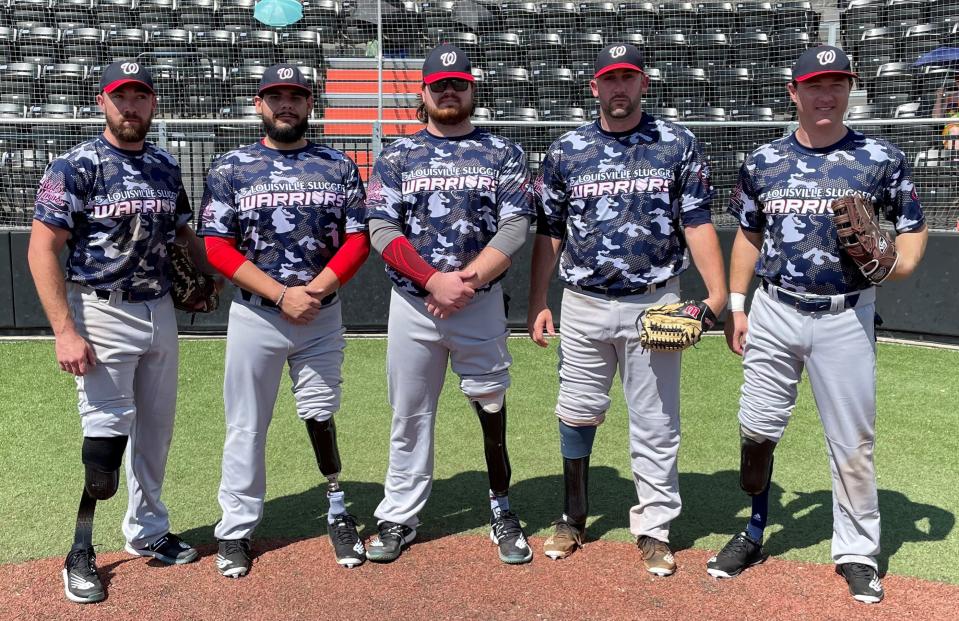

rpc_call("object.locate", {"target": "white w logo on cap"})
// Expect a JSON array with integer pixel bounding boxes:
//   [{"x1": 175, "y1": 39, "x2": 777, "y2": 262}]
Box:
[
  {"x1": 440, "y1": 51, "x2": 457, "y2": 66},
  {"x1": 609, "y1": 46, "x2": 627, "y2": 59},
  {"x1": 817, "y1": 50, "x2": 836, "y2": 65},
  {"x1": 120, "y1": 62, "x2": 139, "y2": 74},
  {"x1": 278, "y1": 67, "x2": 295, "y2": 79}
]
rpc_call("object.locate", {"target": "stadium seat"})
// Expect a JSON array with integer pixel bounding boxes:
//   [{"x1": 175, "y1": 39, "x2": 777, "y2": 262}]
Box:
[
  {"x1": 932, "y1": 0, "x2": 959, "y2": 28},
  {"x1": 696, "y1": 2, "x2": 737, "y2": 34},
  {"x1": 150, "y1": 28, "x2": 191, "y2": 59},
  {"x1": 17, "y1": 27, "x2": 59, "y2": 66},
  {"x1": 709, "y1": 67, "x2": 752, "y2": 108},
  {"x1": 857, "y1": 27, "x2": 895, "y2": 77},
  {"x1": 617, "y1": 2, "x2": 661, "y2": 37},
  {"x1": 32, "y1": 103, "x2": 75, "y2": 119},
  {"x1": 138, "y1": 0, "x2": 178, "y2": 31},
  {"x1": 429, "y1": 31, "x2": 480, "y2": 61},
  {"x1": 872, "y1": 62, "x2": 915, "y2": 97},
  {"x1": 775, "y1": 1, "x2": 819, "y2": 36},
  {"x1": 540, "y1": 105, "x2": 586, "y2": 123},
  {"x1": 730, "y1": 106, "x2": 775, "y2": 121},
  {"x1": 648, "y1": 32, "x2": 690, "y2": 67},
  {"x1": 182, "y1": 65, "x2": 228, "y2": 118},
  {"x1": 564, "y1": 32, "x2": 605, "y2": 65},
  {"x1": 886, "y1": 0, "x2": 927, "y2": 35},
  {"x1": 527, "y1": 33, "x2": 565, "y2": 69},
  {"x1": 61, "y1": 28, "x2": 104, "y2": 64},
  {"x1": 756, "y1": 67, "x2": 793, "y2": 116},
  {"x1": 842, "y1": 0, "x2": 884, "y2": 56},
  {"x1": 12, "y1": 0, "x2": 51, "y2": 29},
  {"x1": 42, "y1": 63, "x2": 86, "y2": 107},
  {"x1": 659, "y1": 2, "x2": 698, "y2": 33},
  {"x1": 647, "y1": 106, "x2": 680, "y2": 121},
  {"x1": 52, "y1": 0, "x2": 94, "y2": 30},
  {"x1": 0, "y1": 103, "x2": 24, "y2": 119},
  {"x1": 542, "y1": 2, "x2": 582, "y2": 34},
  {"x1": 482, "y1": 33, "x2": 526, "y2": 67},
  {"x1": 97, "y1": 0, "x2": 137, "y2": 30},
  {"x1": 900, "y1": 24, "x2": 942, "y2": 64},
  {"x1": 236, "y1": 30, "x2": 277, "y2": 65},
  {"x1": 107, "y1": 28, "x2": 147, "y2": 62},
  {"x1": 421, "y1": 1, "x2": 457, "y2": 30},
  {"x1": 486, "y1": 67, "x2": 533, "y2": 106},
  {"x1": 581, "y1": 2, "x2": 618, "y2": 35},
  {"x1": 195, "y1": 30, "x2": 234, "y2": 68},
  {"x1": 735, "y1": 31, "x2": 770, "y2": 68},
  {"x1": 280, "y1": 30, "x2": 322, "y2": 67},
  {"x1": 0, "y1": 27, "x2": 15, "y2": 65},
  {"x1": 380, "y1": 1, "x2": 428, "y2": 57},
  {"x1": 690, "y1": 32, "x2": 729, "y2": 68},
  {"x1": 496, "y1": 2, "x2": 542, "y2": 36},
  {"x1": 682, "y1": 106, "x2": 726, "y2": 121},
  {"x1": 532, "y1": 67, "x2": 575, "y2": 102},
  {"x1": 219, "y1": 0, "x2": 259, "y2": 32},
  {"x1": 665, "y1": 67, "x2": 707, "y2": 110},
  {"x1": 179, "y1": 0, "x2": 216, "y2": 32},
  {"x1": 847, "y1": 103, "x2": 877, "y2": 120},
  {"x1": 773, "y1": 30, "x2": 811, "y2": 66},
  {"x1": 301, "y1": 0, "x2": 341, "y2": 35},
  {"x1": 472, "y1": 107, "x2": 493, "y2": 122},
  {"x1": 736, "y1": 1, "x2": 776, "y2": 33}
]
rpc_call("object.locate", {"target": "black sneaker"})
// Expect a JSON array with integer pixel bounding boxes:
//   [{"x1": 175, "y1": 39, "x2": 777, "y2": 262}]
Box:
[
  {"x1": 62, "y1": 545, "x2": 105, "y2": 604},
  {"x1": 329, "y1": 513, "x2": 366, "y2": 568},
  {"x1": 706, "y1": 532, "x2": 769, "y2": 578},
  {"x1": 837, "y1": 562, "x2": 884, "y2": 604},
  {"x1": 125, "y1": 532, "x2": 199, "y2": 565},
  {"x1": 216, "y1": 538, "x2": 252, "y2": 578},
  {"x1": 490, "y1": 510, "x2": 533, "y2": 565},
  {"x1": 366, "y1": 521, "x2": 416, "y2": 563}
]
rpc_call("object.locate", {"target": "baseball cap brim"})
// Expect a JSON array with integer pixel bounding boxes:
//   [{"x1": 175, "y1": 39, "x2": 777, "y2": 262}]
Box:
[
  {"x1": 257, "y1": 82, "x2": 313, "y2": 95},
  {"x1": 594, "y1": 63, "x2": 644, "y2": 78},
  {"x1": 103, "y1": 78, "x2": 154, "y2": 94},
  {"x1": 794, "y1": 69, "x2": 858, "y2": 82},
  {"x1": 423, "y1": 71, "x2": 475, "y2": 84}
]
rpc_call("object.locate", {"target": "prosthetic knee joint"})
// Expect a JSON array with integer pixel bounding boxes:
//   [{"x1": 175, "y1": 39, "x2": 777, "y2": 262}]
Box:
[
  {"x1": 740, "y1": 433, "x2": 776, "y2": 496},
  {"x1": 81, "y1": 436, "x2": 128, "y2": 500},
  {"x1": 306, "y1": 417, "x2": 342, "y2": 493}
]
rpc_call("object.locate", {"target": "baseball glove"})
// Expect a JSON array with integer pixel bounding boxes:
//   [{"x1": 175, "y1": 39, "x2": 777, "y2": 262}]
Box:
[
  {"x1": 168, "y1": 241, "x2": 219, "y2": 313},
  {"x1": 637, "y1": 301, "x2": 718, "y2": 352},
  {"x1": 831, "y1": 195, "x2": 898, "y2": 285}
]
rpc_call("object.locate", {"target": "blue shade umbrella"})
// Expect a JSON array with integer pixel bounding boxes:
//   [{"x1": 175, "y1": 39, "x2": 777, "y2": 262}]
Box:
[
  {"x1": 254, "y1": 0, "x2": 303, "y2": 27},
  {"x1": 913, "y1": 47, "x2": 959, "y2": 67}
]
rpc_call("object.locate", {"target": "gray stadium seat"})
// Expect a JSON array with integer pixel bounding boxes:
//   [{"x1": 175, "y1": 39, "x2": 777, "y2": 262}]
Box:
[
  {"x1": 52, "y1": 0, "x2": 94, "y2": 30},
  {"x1": 736, "y1": 1, "x2": 775, "y2": 33},
  {"x1": 138, "y1": 0, "x2": 179, "y2": 32},
  {"x1": 541, "y1": 2, "x2": 581, "y2": 34},
  {"x1": 697, "y1": 2, "x2": 737, "y2": 34},
  {"x1": 236, "y1": 30, "x2": 277, "y2": 65},
  {"x1": 17, "y1": 27, "x2": 59, "y2": 66},
  {"x1": 12, "y1": 0, "x2": 51, "y2": 30},
  {"x1": 179, "y1": 0, "x2": 216, "y2": 32},
  {"x1": 617, "y1": 2, "x2": 660, "y2": 37},
  {"x1": 581, "y1": 2, "x2": 618, "y2": 36}
]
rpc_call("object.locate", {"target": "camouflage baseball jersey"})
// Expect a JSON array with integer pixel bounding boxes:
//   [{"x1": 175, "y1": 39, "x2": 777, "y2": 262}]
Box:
[
  {"x1": 728, "y1": 129, "x2": 925, "y2": 295},
  {"x1": 536, "y1": 115, "x2": 713, "y2": 295},
  {"x1": 33, "y1": 137, "x2": 192, "y2": 296},
  {"x1": 199, "y1": 141, "x2": 367, "y2": 285},
  {"x1": 364, "y1": 128, "x2": 534, "y2": 295}
]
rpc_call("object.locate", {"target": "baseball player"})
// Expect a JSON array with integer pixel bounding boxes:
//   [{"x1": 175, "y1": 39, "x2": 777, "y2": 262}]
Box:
[
  {"x1": 28, "y1": 61, "x2": 207, "y2": 604},
  {"x1": 199, "y1": 64, "x2": 370, "y2": 576},
  {"x1": 705, "y1": 46, "x2": 927, "y2": 604},
  {"x1": 363, "y1": 44, "x2": 535, "y2": 565},
  {"x1": 528, "y1": 43, "x2": 727, "y2": 575}
]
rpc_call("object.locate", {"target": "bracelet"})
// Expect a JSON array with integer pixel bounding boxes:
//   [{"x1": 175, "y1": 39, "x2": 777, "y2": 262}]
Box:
[
  {"x1": 729, "y1": 292, "x2": 747, "y2": 313},
  {"x1": 275, "y1": 285, "x2": 289, "y2": 307}
]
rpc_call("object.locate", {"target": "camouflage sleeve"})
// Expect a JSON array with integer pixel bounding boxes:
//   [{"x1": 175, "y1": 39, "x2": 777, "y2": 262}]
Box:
[
  {"x1": 881, "y1": 148, "x2": 925, "y2": 234},
  {"x1": 676, "y1": 133, "x2": 714, "y2": 226},
  {"x1": 496, "y1": 143, "x2": 534, "y2": 223},
  {"x1": 727, "y1": 156, "x2": 765, "y2": 232},
  {"x1": 534, "y1": 144, "x2": 568, "y2": 239},
  {"x1": 33, "y1": 157, "x2": 89, "y2": 230},
  {"x1": 175, "y1": 188, "x2": 193, "y2": 229},
  {"x1": 198, "y1": 160, "x2": 238, "y2": 239},
  {"x1": 365, "y1": 147, "x2": 406, "y2": 227},
  {"x1": 343, "y1": 157, "x2": 367, "y2": 234}
]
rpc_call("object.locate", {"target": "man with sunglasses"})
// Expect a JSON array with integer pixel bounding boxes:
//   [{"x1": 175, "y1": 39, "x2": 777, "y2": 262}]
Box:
[
  {"x1": 199, "y1": 64, "x2": 370, "y2": 576},
  {"x1": 528, "y1": 43, "x2": 727, "y2": 575},
  {"x1": 364, "y1": 43, "x2": 535, "y2": 565}
]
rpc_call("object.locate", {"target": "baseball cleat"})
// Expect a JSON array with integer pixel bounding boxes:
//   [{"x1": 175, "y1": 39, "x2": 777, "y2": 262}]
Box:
[
  {"x1": 543, "y1": 519, "x2": 584, "y2": 560},
  {"x1": 490, "y1": 510, "x2": 533, "y2": 565},
  {"x1": 63, "y1": 545, "x2": 105, "y2": 604},
  {"x1": 837, "y1": 562, "x2": 884, "y2": 604},
  {"x1": 216, "y1": 538, "x2": 252, "y2": 578},
  {"x1": 706, "y1": 532, "x2": 769, "y2": 578},
  {"x1": 329, "y1": 513, "x2": 366, "y2": 568},
  {"x1": 637, "y1": 535, "x2": 676, "y2": 576},
  {"x1": 365, "y1": 521, "x2": 416, "y2": 563},
  {"x1": 125, "y1": 532, "x2": 198, "y2": 565}
]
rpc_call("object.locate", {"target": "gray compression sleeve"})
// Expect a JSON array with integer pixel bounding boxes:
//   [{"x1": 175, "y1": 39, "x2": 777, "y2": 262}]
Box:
[
  {"x1": 368, "y1": 218, "x2": 405, "y2": 254},
  {"x1": 487, "y1": 216, "x2": 532, "y2": 258}
]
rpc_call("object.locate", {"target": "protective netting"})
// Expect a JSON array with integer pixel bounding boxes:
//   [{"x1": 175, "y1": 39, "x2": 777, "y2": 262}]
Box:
[{"x1": 0, "y1": 0, "x2": 957, "y2": 229}]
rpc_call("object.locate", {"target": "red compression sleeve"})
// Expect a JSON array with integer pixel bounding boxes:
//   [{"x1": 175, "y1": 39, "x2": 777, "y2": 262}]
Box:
[
  {"x1": 326, "y1": 232, "x2": 370, "y2": 286},
  {"x1": 382, "y1": 236, "x2": 438, "y2": 289},
  {"x1": 204, "y1": 236, "x2": 247, "y2": 279}
]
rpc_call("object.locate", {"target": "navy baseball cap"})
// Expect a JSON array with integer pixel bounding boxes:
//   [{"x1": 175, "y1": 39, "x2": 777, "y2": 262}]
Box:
[
  {"x1": 594, "y1": 43, "x2": 645, "y2": 78},
  {"x1": 100, "y1": 60, "x2": 154, "y2": 94},
  {"x1": 257, "y1": 63, "x2": 313, "y2": 96},
  {"x1": 422, "y1": 44, "x2": 474, "y2": 85},
  {"x1": 792, "y1": 45, "x2": 858, "y2": 82}
]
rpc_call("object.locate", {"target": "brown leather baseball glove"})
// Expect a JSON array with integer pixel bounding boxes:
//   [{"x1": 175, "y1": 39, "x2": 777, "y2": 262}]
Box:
[
  {"x1": 168, "y1": 241, "x2": 219, "y2": 313},
  {"x1": 637, "y1": 301, "x2": 718, "y2": 352},
  {"x1": 831, "y1": 195, "x2": 898, "y2": 285}
]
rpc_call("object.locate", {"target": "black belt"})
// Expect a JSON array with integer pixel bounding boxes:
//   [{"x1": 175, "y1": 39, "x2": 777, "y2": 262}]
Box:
[
  {"x1": 240, "y1": 289, "x2": 336, "y2": 308},
  {"x1": 763, "y1": 281, "x2": 861, "y2": 313},
  {"x1": 574, "y1": 279, "x2": 670, "y2": 298},
  {"x1": 91, "y1": 288, "x2": 165, "y2": 302}
]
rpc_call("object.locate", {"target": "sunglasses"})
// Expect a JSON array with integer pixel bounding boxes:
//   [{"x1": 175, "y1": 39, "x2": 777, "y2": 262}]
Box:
[{"x1": 428, "y1": 78, "x2": 471, "y2": 93}]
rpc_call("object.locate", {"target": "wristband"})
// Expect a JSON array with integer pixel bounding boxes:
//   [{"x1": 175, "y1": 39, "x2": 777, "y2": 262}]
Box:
[
  {"x1": 275, "y1": 285, "x2": 289, "y2": 307},
  {"x1": 729, "y1": 292, "x2": 746, "y2": 313}
]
